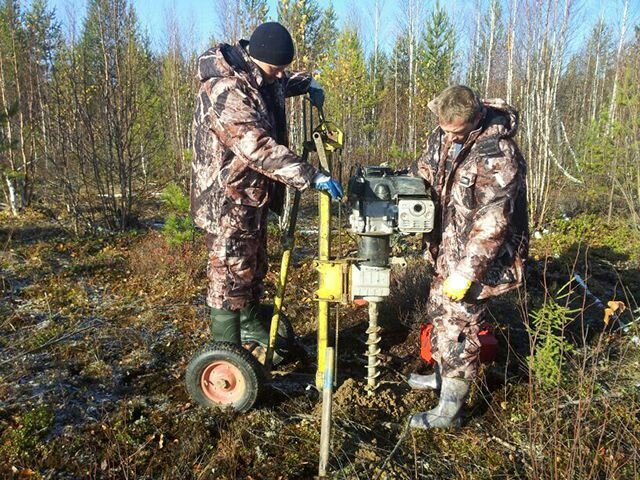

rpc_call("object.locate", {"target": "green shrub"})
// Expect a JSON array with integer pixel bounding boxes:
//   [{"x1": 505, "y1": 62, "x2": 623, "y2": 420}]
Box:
[
  {"x1": 162, "y1": 183, "x2": 190, "y2": 212},
  {"x1": 527, "y1": 282, "x2": 578, "y2": 387},
  {"x1": 161, "y1": 183, "x2": 194, "y2": 246},
  {"x1": 163, "y1": 213, "x2": 194, "y2": 246}
]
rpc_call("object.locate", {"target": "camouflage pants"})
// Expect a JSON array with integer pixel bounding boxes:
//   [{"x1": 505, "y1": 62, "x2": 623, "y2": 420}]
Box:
[
  {"x1": 427, "y1": 277, "x2": 487, "y2": 380},
  {"x1": 205, "y1": 203, "x2": 268, "y2": 311}
]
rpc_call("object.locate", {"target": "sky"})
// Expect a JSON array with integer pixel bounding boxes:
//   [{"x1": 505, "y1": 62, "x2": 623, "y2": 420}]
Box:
[
  {"x1": 37, "y1": 0, "x2": 639, "y2": 56},
  {"x1": 42, "y1": 0, "x2": 354, "y2": 53}
]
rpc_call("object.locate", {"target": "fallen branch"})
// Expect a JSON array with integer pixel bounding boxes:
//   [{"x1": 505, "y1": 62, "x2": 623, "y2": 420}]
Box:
[{"x1": 490, "y1": 435, "x2": 518, "y2": 452}]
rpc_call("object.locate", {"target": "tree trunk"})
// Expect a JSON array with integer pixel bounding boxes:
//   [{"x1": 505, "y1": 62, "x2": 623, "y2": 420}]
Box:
[
  {"x1": 484, "y1": 0, "x2": 497, "y2": 96},
  {"x1": 606, "y1": 0, "x2": 628, "y2": 224}
]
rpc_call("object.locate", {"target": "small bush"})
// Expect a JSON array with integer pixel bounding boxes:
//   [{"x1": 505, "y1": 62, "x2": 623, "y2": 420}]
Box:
[
  {"x1": 527, "y1": 290, "x2": 577, "y2": 387},
  {"x1": 163, "y1": 213, "x2": 194, "y2": 246},
  {"x1": 161, "y1": 183, "x2": 195, "y2": 246},
  {"x1": 161, "y1": 183, "x2": 190, "y2": 212}
]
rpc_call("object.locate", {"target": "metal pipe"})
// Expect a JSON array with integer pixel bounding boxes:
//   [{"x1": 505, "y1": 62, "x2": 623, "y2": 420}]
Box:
[
  {"x1": 359, "y1": 235, "x2": 390, "y2": 267},
  {"x1": 318, "y1": 347, "x2": 334, "y2": 479}
]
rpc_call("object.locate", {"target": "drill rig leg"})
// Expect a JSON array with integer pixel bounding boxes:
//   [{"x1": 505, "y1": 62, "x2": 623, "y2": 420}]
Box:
[{"x1": 365, "y1": 299, "x2": 382, "y2": 394}]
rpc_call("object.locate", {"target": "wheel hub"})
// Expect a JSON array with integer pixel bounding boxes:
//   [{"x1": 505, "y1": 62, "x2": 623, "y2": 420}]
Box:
[{"x1": 200, "y1": 361, "x2": 246, "y2": 405}]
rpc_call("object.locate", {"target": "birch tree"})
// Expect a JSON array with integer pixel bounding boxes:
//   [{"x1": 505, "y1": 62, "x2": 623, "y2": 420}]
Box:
[
  {"x1": 319, "y1": 25, "x2": 373, "y2": 170},
  {"x1": 605, "y1": 0, "x2": 629, "y2": 222},
  {"x1": 399, "y1": 0, "x2": 422, "y2": 154},
  {"x1": 215, "y1": 0, "x2": 269, "y2": 44},
  {"x1": 0, "y1": 0, "x2": 26, "y2": 215},
  {"x1": 160, "y1": 4, "x2": 196, "y2": 189},
  {"x1": 72, "y1": 0, "x2": 161, "y2": 229},
  {"x1": 519, "y1": 0, "x2": 575, "y2": 227}
]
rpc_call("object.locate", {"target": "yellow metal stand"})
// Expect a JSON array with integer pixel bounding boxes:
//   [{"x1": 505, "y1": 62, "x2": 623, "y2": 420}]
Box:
[
  {"x1": 312, "y1": 124, "x2": 344, "y2": 389},
  {"x1": 316, "y1": 188, "x2": 331, "y2": 388}
]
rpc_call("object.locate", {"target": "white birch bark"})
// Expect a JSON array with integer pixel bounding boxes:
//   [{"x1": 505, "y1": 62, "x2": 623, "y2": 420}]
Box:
[
  {"x1": 0, "y1": 32, "x2": 20, "y2": 216},
  {"x1": 607, "y1": 0, "x2": 628, "y2": 132},
  {"x1": 506, "y1": 0, "x2": 517, "y2": 103},
  {"x1": 484, "y1": 0, "x2": 498, "y2": 96},
  {"x1": 522, "y1": 0, "x2": 574, "y2": 226},
  {"x1": 4, "y1": 175, "x2": 19, "y2": 216},
  {"x1": 406, "y1": 0, "x2": 416, "y2": 154},
  {"x1": 606, "y1": 0, "x2": 629, "y2": 222}
]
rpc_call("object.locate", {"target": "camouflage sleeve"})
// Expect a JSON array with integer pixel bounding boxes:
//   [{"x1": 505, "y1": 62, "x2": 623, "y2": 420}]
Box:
[
  {"x1": 409, "y1": 131, "x2": 438, "y2": 183},
  {"x1": 455, "y1": 140, "x2": 522, "y2": 282},
  {"x1": 284, "y1": 71, "x2": 312, "y2": 98},
  {"x1": 410, "y1": 146, "x2": 435, "y2": 184},
  {"x1": 208, "y1": 77, "x2": 318, "y2": 190}
]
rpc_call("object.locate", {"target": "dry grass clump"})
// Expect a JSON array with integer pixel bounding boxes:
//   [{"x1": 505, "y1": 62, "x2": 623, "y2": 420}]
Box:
[{"x1": 127, "y1": 231, "x2": 206, "y2": 299}]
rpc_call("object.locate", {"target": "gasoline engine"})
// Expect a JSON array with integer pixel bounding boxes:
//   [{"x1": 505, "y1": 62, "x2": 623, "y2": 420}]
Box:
[{"x1": 347, "y1": 166, "x2": 435, "y2": 391}]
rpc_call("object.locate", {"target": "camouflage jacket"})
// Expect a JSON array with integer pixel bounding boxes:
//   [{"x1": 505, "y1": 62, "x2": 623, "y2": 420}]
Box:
[
  {"x1": 190, "y1": 40, "x2": 318, "y2": 233},
  {"x1": 412, "y1": 99, "x2": 529, "y2": 299}
]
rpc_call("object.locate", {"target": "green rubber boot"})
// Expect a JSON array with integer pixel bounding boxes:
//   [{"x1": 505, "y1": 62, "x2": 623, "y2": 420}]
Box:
[
  {"x1": 210, "y1": 308, "x2": 241, "y2": 344},
  {"x1": 239, "y1": 302, "x2": 270, "y2": 347},
  {"x1": 240, "y1": 302, "x2": 285, "y2": 365}
]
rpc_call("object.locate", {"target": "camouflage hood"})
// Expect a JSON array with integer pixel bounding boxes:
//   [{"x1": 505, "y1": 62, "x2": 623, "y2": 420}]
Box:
[
  {"x1": 197, "y1": 41, "x2": 255, "y2": 83},
  {"x1": 479, "y1": 98, "x2": 519, "y2": 140},
  {"x1": 427, "y1": 96, "x2": 519, "y2": 139}
]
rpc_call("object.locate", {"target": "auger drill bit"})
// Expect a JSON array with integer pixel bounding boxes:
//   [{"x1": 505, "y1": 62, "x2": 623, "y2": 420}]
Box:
[{"x1": 366, "y1": 300, "x2": 382, "y2": 394}]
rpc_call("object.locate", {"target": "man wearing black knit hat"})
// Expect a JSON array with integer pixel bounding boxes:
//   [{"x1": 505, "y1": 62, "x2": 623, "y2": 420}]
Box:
[{"x1": 191, "y1": 22, "x2": 341, "y2": 361}]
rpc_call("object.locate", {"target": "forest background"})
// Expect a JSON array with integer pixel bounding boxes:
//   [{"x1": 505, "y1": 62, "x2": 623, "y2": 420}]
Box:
[{"x1": 1, "y1": 0, "x2": 639, "y2": 231}]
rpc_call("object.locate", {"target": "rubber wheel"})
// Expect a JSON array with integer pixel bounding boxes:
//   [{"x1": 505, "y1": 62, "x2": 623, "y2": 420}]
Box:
[{"x1": 186, "y1": 341, "x2": 263, "y2": 412}]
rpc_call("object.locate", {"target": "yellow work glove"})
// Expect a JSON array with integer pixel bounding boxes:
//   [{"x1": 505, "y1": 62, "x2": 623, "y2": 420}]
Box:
[{"x1": 442, "y1": 273, "x2": 472, "y2": 301}]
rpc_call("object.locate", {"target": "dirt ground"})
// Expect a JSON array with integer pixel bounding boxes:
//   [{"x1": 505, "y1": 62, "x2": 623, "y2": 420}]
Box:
[{"x1": 1, "y1": 206, "x2": 640, "y2": 479}]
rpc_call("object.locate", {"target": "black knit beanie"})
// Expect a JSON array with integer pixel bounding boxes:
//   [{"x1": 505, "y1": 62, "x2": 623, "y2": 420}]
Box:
[{"x1": 249, "y1": 22, "x2": 295, "y2": 66}]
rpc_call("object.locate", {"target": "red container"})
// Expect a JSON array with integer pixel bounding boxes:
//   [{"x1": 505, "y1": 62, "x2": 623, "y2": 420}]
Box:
[
  {"x1": 420, "y1": 323, "x2": 497, "y2": 365},
  {"x1": 419, "y1": 323, "x2": 436, "y2": 365}
]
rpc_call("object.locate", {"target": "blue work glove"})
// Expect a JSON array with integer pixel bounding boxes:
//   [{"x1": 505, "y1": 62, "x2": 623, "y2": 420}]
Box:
[
  {"x1": 308, "y1": 79, "x2": 325, "y2": 110},
  {"x1": 312, "y1": 172, "x2": 343, "y2": 200}
]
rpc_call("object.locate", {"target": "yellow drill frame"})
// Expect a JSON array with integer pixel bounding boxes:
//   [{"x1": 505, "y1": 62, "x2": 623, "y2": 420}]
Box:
[
  {"x1": 312, "y1": 123, "x2": 346, "y2": 389},
  {"x1": 263, "y1": 104, "x2": 346, "y2": 390}
]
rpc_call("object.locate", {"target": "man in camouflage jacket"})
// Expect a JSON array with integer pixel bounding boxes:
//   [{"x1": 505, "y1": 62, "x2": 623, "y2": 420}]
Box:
[
  {"x1": 191, "y1": 22, "x2": 342, "y2": 353},
  {"x1": 408, "y1": 85, "x2": 529, "y2": 429}
]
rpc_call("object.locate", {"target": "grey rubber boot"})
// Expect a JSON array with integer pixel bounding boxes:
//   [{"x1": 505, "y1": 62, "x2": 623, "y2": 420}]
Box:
[
  {"x1": 410, "y1": 377, "x2": 470, "y2": 429},
  {"x1": 210, "y1": 308, "x2": 241, "y2": 344},
  {"x1": 407, "y1": 364, "x2": 441, "y2": 390}
]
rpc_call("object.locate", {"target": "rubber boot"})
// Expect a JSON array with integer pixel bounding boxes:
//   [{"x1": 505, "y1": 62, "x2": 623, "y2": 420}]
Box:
[
  {"x1": 407, "y1": 363, "x2": 441, "y2": 390},
  {"x1": 410, "y1": 377, "x2": 470, "y2": 429},
  {"x1": 240, "y1": 302, "x2": 283, "y2": 365},
  {"x1": 240, "y1": 302, "x2": 270, "y2": 346},
  {"x1": 210, "y1": 308, "x2": 241, "y2": 344}
]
